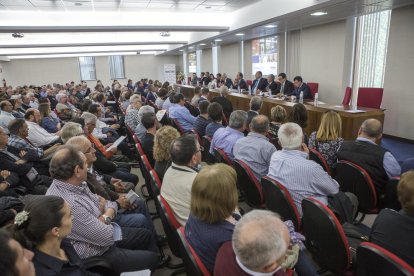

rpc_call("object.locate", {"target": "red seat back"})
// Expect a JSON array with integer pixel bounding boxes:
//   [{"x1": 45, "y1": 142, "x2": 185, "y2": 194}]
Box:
[
  {"x1": 157, "y1": 195, "x2": 182, "y2": 258},
  {"x1": 246, "y1": 80, "x2": 252, "y2": 87},
  {"x1": 233, "y1": 159, "x2": 265, "y2": 208},
  {"x1": 213, "y1": 147, "x2": 233, "y2": 166},
  {"x1": 307, "y1": 82, "x2": 319, "y2": 100},
  {"x1": 172, "y1": 119, "x2": 185, "y2": 135},
  {"x1": 190, "y1": 129, "x2": 202, "y2": 145},
  {"x1": 309, "y1": 148, "x2": 331, "y2": 175},
  {"x1": 357, "y1": 87, "x2": 383, "y2": 109},
  {"x1": 342, "y1": 87, "x2": 352, "y2": 105},
  {"x1": 357, "y1": 242, "x2": 414, "y2": 276}
]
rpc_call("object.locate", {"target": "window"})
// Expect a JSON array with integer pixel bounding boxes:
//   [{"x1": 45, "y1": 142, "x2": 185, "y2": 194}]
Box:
[
  {"x1": 357, "y1": 10, "x2": 391, "y2": 88},
  {"x1": 251, "y1": 36, "x2": 278, "y2": 76},
  {"x1": 109, "y1": 55, "x2": 125, "y2": 79},
  {"x1": 188, "y1": 52, "x2": 197, "y2": 73},
  {"x1": 78, "y1": 57, "x2": 96, "y2": 81}
]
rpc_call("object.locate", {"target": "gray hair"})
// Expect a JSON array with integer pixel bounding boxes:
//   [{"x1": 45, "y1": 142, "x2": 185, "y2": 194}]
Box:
[
  {"x1": 232, "y1": 210, "x2": 288, "y2": 271},
  {"x1": 61, "y1": 122, "x2": 84, "y2": 143},
  {"x1": 138, "y1": 105, "x2": 155, "y2": 118},
  {"x1": 80, "y1": 112, "x2": 97, "y2": 125},
  {"x1": 55, "y1": 92, "x2": 67, "y2": 102},
  {"x1": 219, "y1": 85, "x2": 229, "y2": 96},
  {"x1": 229, "y1": 110, "x2": 247, "y2": 129},
  {"x1": 250, "y1": 96, "x2": 263, "y2": 111},
  {"x1": 278, "y1": 122, "x2": 303, "y2": 150},
  {"x1": 130, "y1": 94, "x2": 141, "y2": 104},
  {"x1": 360, "y1": 119, "x2": 382, "y2": 138}
]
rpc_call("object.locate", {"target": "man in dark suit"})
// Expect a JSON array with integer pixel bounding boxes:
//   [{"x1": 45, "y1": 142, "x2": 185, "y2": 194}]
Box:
[
  {"x1": 221, "y1": 73, "x2": 233, "y2": 89},
  {"x1": 200, "y1": 72, "x2": 210, "y2": 86},
  {"x1": 232, "y1": 72, "x2": 248, "y2": 90},
  {"x1": 276, "y1": 73, "x2": 295, "y2": 96},
  {"x1": 292, "y1": 76, "x2": 312, "y2": 100},
  {"x1": 251, "y1": 71, "x2": 268, "y2": 95},
  {"x1": 211, "y1": 86, "x2": 233, "y2": 119},
  {"x1": 246, "y1": 96, "x2": 263, "y2": 128},
  {"x1": 266, "y1": 74, "x2": 278, "y2": 95}
]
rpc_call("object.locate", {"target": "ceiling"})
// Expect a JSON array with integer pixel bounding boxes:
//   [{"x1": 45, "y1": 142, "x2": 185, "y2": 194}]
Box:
[
  {"x1": 0, "y1": 0, "x2": 413, "y2": 59},
  {"x1": 0, "y1": 0, "x2": 260, "y2": 12}
]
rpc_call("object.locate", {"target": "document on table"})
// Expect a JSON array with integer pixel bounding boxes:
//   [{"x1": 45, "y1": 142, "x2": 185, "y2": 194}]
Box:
[
  {"x1": 107, "y1": 136, "x2": 126, "y2": 151},
  {"x1": 345, "y1": 109, "x2": 366, "y2": 113}
]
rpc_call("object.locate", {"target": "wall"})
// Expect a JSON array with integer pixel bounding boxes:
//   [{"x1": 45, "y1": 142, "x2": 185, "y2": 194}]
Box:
[
  {"x1": 382, "y1": 5, "x2": 414, "y2": 139},
  {"x1": 201, "y1": 48, "x2": 212, "y2": 73},
  {"x1": 299, "y1": 20, "x2": 347, "y2": 105},
  {"x1": 219, "y1": 43, "x2": 240, "y2": 79},
  {"x1": 1, "y1": 54, "x2": 180, "y2": 87}
]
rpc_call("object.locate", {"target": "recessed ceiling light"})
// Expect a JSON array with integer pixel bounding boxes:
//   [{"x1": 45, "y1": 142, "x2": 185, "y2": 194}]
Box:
[
  {"x1": 214, "y1": 38, "x2": 222, "y2": 42},
  {"x1": 205, "y1": 6, "x2": 212, "y2": 9},
  {"x1": 199, "y1": 43, "x2": 206, "y2": 46},
  {"x1": 188, "y1": 46, "x2": 194, "y2": 49},
  {"x1": 74, "y1": 2, "x2": 82, "y2": 6},
  {"x1": 311, "y1": 11, "x2": 328, "y2": 16},
  {"x1": 179, "y1": 49, "x2": 184, "y2": 52},
  {"x1": 235, "y1": 33, "x2": 244, "y2": 36},
  {"x1": 265, "y1": 25, "x2": 276, "y2": 28}
]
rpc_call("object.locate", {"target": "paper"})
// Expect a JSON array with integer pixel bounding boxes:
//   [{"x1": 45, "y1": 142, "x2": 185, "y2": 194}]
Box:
[
  {"x1": 156, "y1": 110, "x2": 167, "y2": 121},
  {"x1": 107, "y1": 136, "x2": 126, "y2": 151},
  {"x1": 107, "y1": 101, "x2": 116, "y2": 104},
  {"x1": 126, "y1": 189, "x2": 140, "y2": 204},
  {"x1": 121, "y1": 270, "x2": 151, "y2": 276},
  {"x1": 345, "y1": 109, "x2": 366, "y2": 113}
]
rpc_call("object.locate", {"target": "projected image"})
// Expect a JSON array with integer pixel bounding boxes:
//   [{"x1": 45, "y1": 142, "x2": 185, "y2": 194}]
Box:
[
  {"x1": 188, "y1": 52, "x2": 197, "y2": 73},
  {"x1": 252, "y1": 36, "x2": 278, "y2": 76}
]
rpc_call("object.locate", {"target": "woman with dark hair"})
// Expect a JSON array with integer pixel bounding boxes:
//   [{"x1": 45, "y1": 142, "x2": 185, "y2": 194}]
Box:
[
  {"x1": 0, "y1": 229, "x2": 35, "y2": 276},
  {"x1": 11, "y1": 195, "x2": 97, "y2": 276},
  {"x1": 39, "y1": 103, "x2": 61, "y2": 133},
  {"x1": 289, "y1": 103, "x2": 309, "y2": 145}
]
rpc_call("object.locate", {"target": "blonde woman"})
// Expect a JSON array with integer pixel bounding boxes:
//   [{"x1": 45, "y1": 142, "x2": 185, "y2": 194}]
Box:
[
  {"x1": 153, "y1": 126, "x2": 180, "y2": 180},
  {"x1": 308, "y1": 111, "x2": 344, "y2": 169},
  {"x1": 268, "y1": 105, "x2": 287, "y2": 140}
]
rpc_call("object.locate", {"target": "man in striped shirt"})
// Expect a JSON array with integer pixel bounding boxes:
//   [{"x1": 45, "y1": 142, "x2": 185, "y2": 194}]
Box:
[
  {"x1": 46, "y1": 146, "x2": 158, "y2": 274},
  {"x1": 267, "y1": 123, "x2": 356, "y2": 221}
]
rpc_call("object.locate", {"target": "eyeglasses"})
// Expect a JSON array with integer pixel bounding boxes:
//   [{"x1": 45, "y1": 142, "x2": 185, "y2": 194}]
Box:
[{"x1": 84, "y1": 144, "x2": 95, "y2": 154}]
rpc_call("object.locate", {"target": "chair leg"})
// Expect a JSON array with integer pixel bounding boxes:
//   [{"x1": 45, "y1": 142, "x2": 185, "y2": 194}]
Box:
[{"x1": 140, "y1": 184, "x2": 150, "y2": 198}]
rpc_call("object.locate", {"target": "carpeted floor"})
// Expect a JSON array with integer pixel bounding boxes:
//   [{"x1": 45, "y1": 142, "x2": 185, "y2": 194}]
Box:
[{"x1": 381, "y1": 136, "x2": 414, "y2": 164}]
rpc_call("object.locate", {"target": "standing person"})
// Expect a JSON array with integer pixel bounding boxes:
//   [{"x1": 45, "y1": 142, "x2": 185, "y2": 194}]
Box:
[{"x1": 308, "y1": 111, "x2": 344, "y2": 170}]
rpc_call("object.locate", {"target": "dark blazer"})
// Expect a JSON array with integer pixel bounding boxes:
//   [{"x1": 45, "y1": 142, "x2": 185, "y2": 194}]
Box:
[
  {"x1": 246, "y1": 110, "x2": 259, "y2": 128},
  {"x1": 276, "y1": 80, "x2": 295, "y2": 95},
  {"x1": 251, "y1": 78, "x2": 268, "y2": 92},
  {"x1": 233, "y1": 79, "x2": 248, "y2": 90},
  {"x1": 292, "y1": 83, "x2": 312, "y2": 100},
  {"x1": 268, "y1": 81, "x2": 278, "y2": 95},
  {"x1": 223, "y1": 78, "x2": 233, "y2": 89},
  {"x1": 211, "y1": 96, "x2": 233, "y2": 119}
]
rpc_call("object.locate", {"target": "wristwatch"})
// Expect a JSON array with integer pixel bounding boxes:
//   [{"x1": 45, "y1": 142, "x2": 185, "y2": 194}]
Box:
[{"x1": 102, "y1": 215, "x2": 112, "y2": 224}]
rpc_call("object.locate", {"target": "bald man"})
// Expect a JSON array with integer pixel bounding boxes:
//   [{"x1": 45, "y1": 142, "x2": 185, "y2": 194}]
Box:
[
  {"x1": 337, "y1": 119, "x2": 400, "y2": 196},
  {"x1": 370, "y1": 171, "x2": 414, "y2": 266},
  {"x1": 214, "y1": 210, "x2": 290, "y2": 275}
]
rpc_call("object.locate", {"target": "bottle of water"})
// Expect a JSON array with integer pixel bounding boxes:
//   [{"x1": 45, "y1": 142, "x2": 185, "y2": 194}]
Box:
[
  {"x1": 299, "y1": 91, "x2": 304, "y2": 104},
  {"x1": 314, "y1": 93, "x2": 318, "y2": 106},
  {"x1": 237, "y1": 85, "x2": 240, "y2": 93},
  {"x1": 248, "y1": 85, "x2": 251, "y2": 95}
]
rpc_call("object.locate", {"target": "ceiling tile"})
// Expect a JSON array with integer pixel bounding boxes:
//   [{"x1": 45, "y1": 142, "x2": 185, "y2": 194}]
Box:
[
  {"x1": 0, "y1": 0, "x2": 32, "y2": 6},
  {"x1": 30, "y1": 0, "x2": 64, "y2": 7}
]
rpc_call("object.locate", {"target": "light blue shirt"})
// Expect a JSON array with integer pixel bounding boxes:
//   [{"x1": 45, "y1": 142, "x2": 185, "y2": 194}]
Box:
[
  {"x1": 267, "y1": 149, "x2": 339, "y2": 216},
  {"x1": 233, "y1": 132, "x2": 276, "y2": 180},
  {"x1": 0, "y1": 111, "x2": 15, "y2": 134},
  {"x1": 356, "y1": 137, "x2": 401, "y2": 178},
  {"x1": 169, "y1": 104, "x2": 196, "y2": 132},
  {"x1": 210, "y1": 126, "x2": 244, "y2": 160}
]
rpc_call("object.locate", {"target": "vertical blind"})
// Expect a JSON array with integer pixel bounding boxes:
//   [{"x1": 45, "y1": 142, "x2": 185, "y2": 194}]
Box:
[
  {"x1": 78, "y1": 56, "x2": 96, "y2": 81},
  {"x1": 109, "y1": 56, "x2": 125, "y2": 79},
  {"x1": 357, "y1": 10, "x2": 391, "y2": 88}
]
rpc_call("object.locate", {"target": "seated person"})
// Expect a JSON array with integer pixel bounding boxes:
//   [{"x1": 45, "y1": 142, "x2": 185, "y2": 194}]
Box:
[
  {"x1": 153, "y1": 126, "x2": 180, "y2": 181},
  {"x1": 292, "y1": 76, "x2": 312, "y2": 100},
  {"x1": 46, "y1": 146, "x2": 159, "y2": 274},
  {"x1": 234, "y1": 115, "x2": 276, "y2": 180},
  {"x1": 210, "y1": 110, "x2": 247, "y2": 161},
  {"x1": 55, "y1": 103, "x2": 72, "y2": 121},
  {"x1": 0, "y1": 229, "x2": 35, "y2": 276},
  {"x1": 268, "y1": 106, "x2": 287, "y2": 149},
  {"x1": 0, "y1": 170, "x2": 20, "y2": 199},
  {"x1": 25, "y1": 108, "x2": 60, "y2": 147},
  {"x1": 10, "y1": 195, "x2": 94, "y2": 275},
  {"x1": 211, "y1": 86, "x2": 233, "y2": 120},
  {"x1": 191, "y1": 86, "x2": 201, "y2": 106},
  {"x1": 88, "y1": 103, "x2": 120, "y2": 144},
  {"x1": 155, "y1": 88, "x2": 168, "y2": 109},
  {"x1": 124, "y1": 95, "x2": 142, "y2": 130},
  {"x1": 0, "y1": 100, "x2": 17, "y2": 134},
  {"x1": 232, "y1": 72, "x2": 248, "y2": 91},
  {"x1": 267, "y1": 123, "x2": 356, "y2": 222},
  {"x1": 369, "y1": 170, "x2": 414, "y2": 266},
  {"x1": 134, "y1": 105, "x2": 156, "y2": 141},
  {"x1": 160, "y1": 135, "x2": 201, "y2": 225},
  {"x1": 193, "y1": 100, "x2": 210, "y2": 137},
  {"x1": 276, "y1": 73, "x2": 294, "y2": 96},
  {"x1": 198, "y1": 87, "x2": 210, "y2": 104},
  {"x1": 214, "y1": 210, "x2": 290, "y2": 276},
  {"x1": 205, "y1": 102, "x2": 224, "y2": 138},
  {"x1": 38, "y1": 103, "x2": 61, "y2": 134},
  {"x1": 141, "y1": 112, "x2": 157, "y2": 167},
  {"x1": 185, "y1": 164, "x2": 239, "y2": 273},
  {"x1": 251, "y1": 71, "x2": 268, "y2": 95},
  {"x1": 337, "y1": 119, "x2": 400, "y2": 197},
  {"x1": 308, "y1": 111, "x2": 344, "y2": 170},
  {"x1": 169, "y1": 94, "x2": 196, "y2": 133},
  {"x1": 289, "y1": 103, "x2": 309, "y2": 145},
  {"x1": 246, "y1": 96, "x2": 263, "y2": 128},
  {"x1": 266, "y1": 74, "x2": 278, "y2": 95}
]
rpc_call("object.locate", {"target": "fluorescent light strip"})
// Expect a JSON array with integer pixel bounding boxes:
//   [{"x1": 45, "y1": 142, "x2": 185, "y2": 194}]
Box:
[{"x1": 8, "y1": 51, "x2": 163, "y2": 59}]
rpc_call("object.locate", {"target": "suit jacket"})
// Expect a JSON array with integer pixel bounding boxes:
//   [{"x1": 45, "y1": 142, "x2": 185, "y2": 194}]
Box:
[
  {"x1": 252, "y1": 78, "x2": 268, "y2": 92},
  {"x1": 246, "y1": 110, "x2": 259, "y2": 129},
  {"x1": 223, "y1": 78, "x2": 233, "y2": 89},
  {"x1": 233, "y1": 79, "x2": 248, "y2": 90},
  {"x1": 211, "y1": 96, "x2": 233, "y2": 119},
  {"x1": 268, "y1": 81, "x2": 278, "y2": 95},
  {"x1": 276, "y1": 80, "x2": 295, "y2": 95},
  {"x1": 292, "y1": 83, "x2": 312, "y2": 100}
]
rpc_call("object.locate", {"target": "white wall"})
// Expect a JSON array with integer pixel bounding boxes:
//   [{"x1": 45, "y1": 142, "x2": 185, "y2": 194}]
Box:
[
  {"x1": 382, "y1": 5, "x2": 414, "y2": 139},
  {"x1": 1, "y1": 54, "x2": 180, "y2": 87},
  {"x1": 201, "y1": 48, "x2": 212, "y2": 73},
  {"x1": 299, "y1": 20, "x2": 347, "y2": 105},
  {"x1": 219, "y1": 43, "x2": 240, "y2": 79}
]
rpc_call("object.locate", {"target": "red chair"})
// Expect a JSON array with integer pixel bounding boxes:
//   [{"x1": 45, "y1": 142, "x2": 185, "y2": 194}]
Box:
[
  {"x1": 261, "y1": 176, "x2": 301, "y2": 231},
  {"x1": 246, "y1": 80, "x2": 253, "y2": 87},
  {"x1": 356, "y1": 242, "x2": 414, "y2": 276},
  {"x1": 335, "y1": 160, "x2": 379, "y2": 214},
  {"x1": 309, "y1": 148, "x2": 331, "y2": 175},
  {"x1": 148, "y1": 169, "x2": 161, "y2": 198},
  {"x1": 307, "y1": 82, "x2": 319, "y2": 100},
  {"x1": 172, "y1": 118, "x2": 185, "y2": 135},
  {"x1": 221, "y1": 111, "x2": 228, "y2": 126},
  {"x1": 136, "y1": 143, "x2": 145, "y2": 157},
  {"x1": 177, "y1": 227, "x2": 212, "y2": 276},
  {"x1": 213, "y1": 147, "x2": 233, "y2": 166},
  {"x1": 357, "y1": 87, "x2": 383, "y2": 109},
  {"x1": 233, "y1": 159, "x2": 265, "y2": 209},
  {"x1": 190, "y1": 129, "x2": 202, "y2": 145},
  {"x1": 202, "y1": 136, "x2": 215, "y2": 164},
  {"x1": 342, "y1": 87, "x2": 352, "y2": 105},
  {"x1": 302, "y1": 198, "x2": 353, "y2": 274}
]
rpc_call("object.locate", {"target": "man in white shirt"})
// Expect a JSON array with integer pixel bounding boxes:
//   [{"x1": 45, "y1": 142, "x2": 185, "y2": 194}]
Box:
[
  {"x1": 0, "y1": 101, "x2": 15, "y2": 134},
  {"x1": 25, "y1": 108, "x2": 60, "y2": 147}
]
